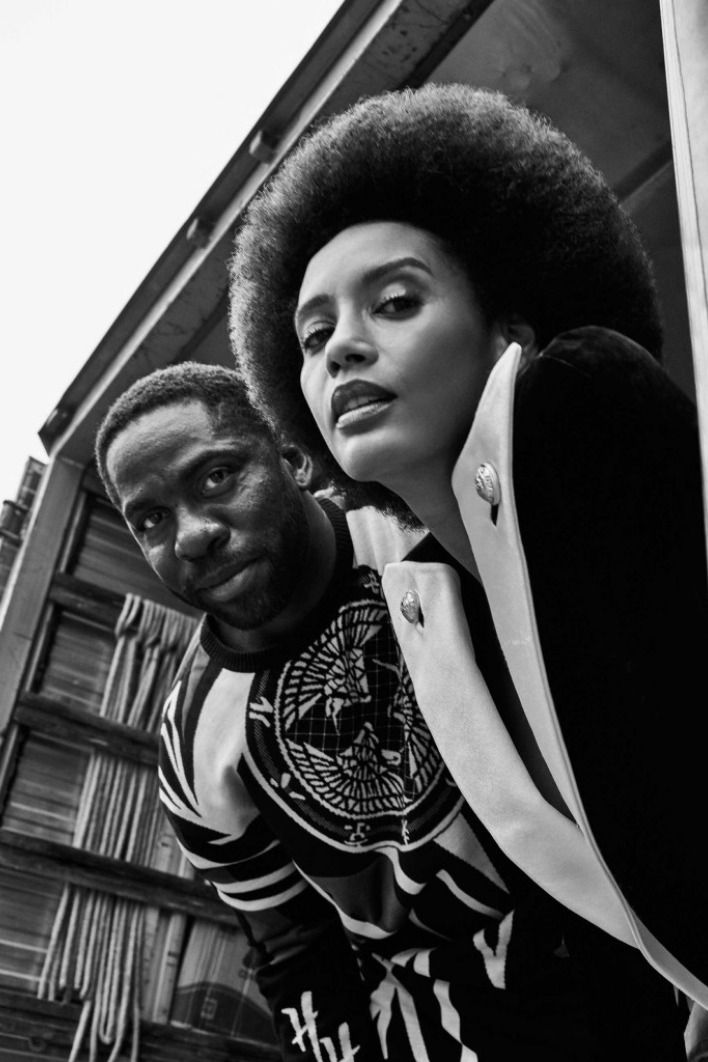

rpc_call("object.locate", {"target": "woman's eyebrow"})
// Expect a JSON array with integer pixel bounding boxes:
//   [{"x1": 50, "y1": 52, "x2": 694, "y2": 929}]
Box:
[
  {"x1": 294, "y1": 255, "x2": 432, "y2": 330},
  {"x1": 294, "y1": 293, "x2": 330, "y2": 331},
  {"x1": 364, "y1": 255, "x2": 433, "y2": 284}
]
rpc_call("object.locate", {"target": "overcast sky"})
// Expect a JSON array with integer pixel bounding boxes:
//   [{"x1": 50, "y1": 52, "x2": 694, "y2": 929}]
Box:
[{"x1": 0, "y1": 0, "x2": 342, "y2": 503}]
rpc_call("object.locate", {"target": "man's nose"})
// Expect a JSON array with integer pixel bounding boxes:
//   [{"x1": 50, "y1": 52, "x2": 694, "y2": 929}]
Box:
[
  {"x1": 174, "y1": 509, "x2": 227, "y2": 560},
  {"x1": 325, "y1": 319, "x2": 377, "y2": 377}
]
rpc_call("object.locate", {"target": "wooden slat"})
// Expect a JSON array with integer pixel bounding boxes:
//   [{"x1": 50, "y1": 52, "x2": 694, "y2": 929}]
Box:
[
  {"x1": 15, "y1": 693, "x2": 158, "y2": 765},
  {"x1": 0, "y1": 830, "x2": 238, "y2": 927},
  {"x1": 67, "y1": 492, "x2": 201, "y2": 617},
  {"x1": 48, "y1": 571, "x2": 124, "y2": 628},
  {"x1": 0, "y1": 732, "x2": 88, "y2": 845},
  {"x1": 0, "y1": 867, "x2": 63, "y2": 992},
  {"x1": 0, "y1": 987, "x2": 279, "y2": 1061},
  {"x1": 33, "y1": 611, "x2": 114, "y2": 716},
  {"x1": 0, "y1": 726, "x2": 23, "y2": 823},
  {"x1": 0, "y1": 458, "x2": 83, "y2": 740},
  {"x1": 79, "y1": 466, "x2": 106, "y2": 497}
]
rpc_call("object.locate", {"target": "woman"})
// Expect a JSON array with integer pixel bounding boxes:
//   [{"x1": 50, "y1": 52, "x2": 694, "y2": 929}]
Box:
[{"x1": 229, "y1": 83, "x2": 708, "y2": 1053}]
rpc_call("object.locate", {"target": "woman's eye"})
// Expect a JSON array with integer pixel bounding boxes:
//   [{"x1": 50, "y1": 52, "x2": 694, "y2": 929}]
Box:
[
  {"x1": 376, "y1": 291, "x2": 419, "y2": 315},
  {"x1": 299, "y1": 324, "x2": 332, "y2": 355}
]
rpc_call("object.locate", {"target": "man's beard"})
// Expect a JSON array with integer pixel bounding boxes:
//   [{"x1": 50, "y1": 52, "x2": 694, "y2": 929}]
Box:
[{"x1": 194, "y1": 494, "x2": 310, "y2": 631}]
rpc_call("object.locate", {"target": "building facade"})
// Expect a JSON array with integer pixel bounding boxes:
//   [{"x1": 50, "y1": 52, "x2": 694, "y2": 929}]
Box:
[{"x1": 0, "y1": 1, "x2": 706, "y2": 1058}]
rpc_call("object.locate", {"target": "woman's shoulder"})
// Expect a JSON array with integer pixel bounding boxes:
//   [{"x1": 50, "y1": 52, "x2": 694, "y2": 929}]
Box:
[
  {"x1": 517, "y1": 325, "x2": 697, "y2": 429},
  {"x1": 533, "y1": 325, "x2": 686, "y2": 393},
  {"x1": 540, "y1": 325, "x2": 658, "y2": 366}
]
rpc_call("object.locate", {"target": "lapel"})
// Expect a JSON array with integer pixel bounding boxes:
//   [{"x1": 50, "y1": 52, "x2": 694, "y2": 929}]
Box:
[
  {"x1": 381, "y1": 558, "x2": 634, "y2": 945},
  {"x1": 451, "y1": 342, "x2": 584, "y2": 817}
]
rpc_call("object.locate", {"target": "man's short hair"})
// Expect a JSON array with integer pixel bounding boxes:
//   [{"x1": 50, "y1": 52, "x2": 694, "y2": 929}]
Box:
[
  {"x1": 95, "y1": 361, "x2": 276, "y2": 507},
  {"x1": 228, "y1": 83, "x2": 662, "y2": 510}
]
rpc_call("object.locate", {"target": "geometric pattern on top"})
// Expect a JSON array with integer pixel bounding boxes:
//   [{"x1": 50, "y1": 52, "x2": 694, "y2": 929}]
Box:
[{"x1": 249, "y1": 568, "x2": 459, "y2": 848}]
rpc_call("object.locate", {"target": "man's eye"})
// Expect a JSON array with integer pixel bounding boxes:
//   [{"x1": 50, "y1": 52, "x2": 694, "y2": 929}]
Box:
[
  {"x1": 203, "y1": 467, "x2": 232, "y2": 492},
  {"x1": 139, "y1": 510, "x2": 164, "y2": 532},
  {"x1": 299, "y1": 324, "x2": 333, "y2": 355}
]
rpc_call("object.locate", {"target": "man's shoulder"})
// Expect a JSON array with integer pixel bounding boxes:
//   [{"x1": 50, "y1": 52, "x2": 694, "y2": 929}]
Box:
[
  {"x1": 159, "y1": 622, "x2": 256, "y2": 795},
  {"x1": 171, "y1": 620, "x2": 209, "y2": 687},
  {"x1": 161, "y1": 620, "x2": 221, "y2": 740}
]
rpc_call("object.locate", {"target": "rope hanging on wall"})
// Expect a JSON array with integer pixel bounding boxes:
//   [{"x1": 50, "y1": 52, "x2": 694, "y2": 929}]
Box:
[
  {"x1": 38, "y1": 594, "x2": 197, "y2": 1061},
  {"x1": 99, "y1": 594, "x2": 197, "y2": 733}
]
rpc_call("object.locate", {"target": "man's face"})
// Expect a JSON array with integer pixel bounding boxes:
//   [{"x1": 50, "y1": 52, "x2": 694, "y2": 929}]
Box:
[{"x1": 106, "y1": 399, "x2": 309, "y2": 630}]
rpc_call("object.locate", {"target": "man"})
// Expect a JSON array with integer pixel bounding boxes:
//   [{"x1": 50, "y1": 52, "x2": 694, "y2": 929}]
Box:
[{"x1": 96, "y1": 363, "x2": 687, "y2": 1062}]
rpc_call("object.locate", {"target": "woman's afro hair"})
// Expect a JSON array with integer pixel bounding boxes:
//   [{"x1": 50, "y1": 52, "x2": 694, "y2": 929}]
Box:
[{"x1": 228, "y1": 82, "x2": 662, "y2": 505}]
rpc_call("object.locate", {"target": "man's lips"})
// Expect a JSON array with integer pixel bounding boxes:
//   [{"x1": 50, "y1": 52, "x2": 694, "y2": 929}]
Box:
[
  {"x1": 191, "y1": 557, "x2": 259, "y2": 594},
  {"x1": 331, "y1": 380, "x2": 394, "y2": 425}
]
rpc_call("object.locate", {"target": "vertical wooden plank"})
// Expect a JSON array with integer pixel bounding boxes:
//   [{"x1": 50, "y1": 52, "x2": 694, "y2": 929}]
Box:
[
  {"x1": 660, "y1": 0, "x2": 708, "y2": 555},
  {"x1": 0, "y1": 456, "x2": 83, "y2": 741}
]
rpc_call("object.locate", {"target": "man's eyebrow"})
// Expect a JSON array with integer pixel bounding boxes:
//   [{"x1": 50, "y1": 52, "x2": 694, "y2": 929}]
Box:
[
  {"x1": 294, "y1": 255, "x2": 432, "y2": 330},
  {"x1": 121, "y1": 444, "x2": 248, "y2": 522},
  {"x1": 123, "y1": 495, "x2": 149, "y2": 524}
]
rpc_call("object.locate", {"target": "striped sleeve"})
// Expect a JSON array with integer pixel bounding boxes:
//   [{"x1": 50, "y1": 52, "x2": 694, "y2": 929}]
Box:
[{"x1": 158, "y1": 659, "x2": 384, "y2": 1062}]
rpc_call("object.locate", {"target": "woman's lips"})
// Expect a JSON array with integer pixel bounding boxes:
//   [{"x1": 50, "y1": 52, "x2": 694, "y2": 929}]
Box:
[{"x1": 331, "y1": 380, "x2": 394, "y2": 428}]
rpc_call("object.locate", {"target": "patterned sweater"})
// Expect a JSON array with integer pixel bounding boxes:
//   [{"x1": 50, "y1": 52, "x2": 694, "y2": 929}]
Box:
[{"x1": 158, "y1": 502, "x2": 605, "y2": 1061}]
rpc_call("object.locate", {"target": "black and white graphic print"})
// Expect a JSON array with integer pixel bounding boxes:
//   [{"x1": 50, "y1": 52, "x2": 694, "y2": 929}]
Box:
[{"x1": 248, "y1": 572, "x2": 460, "y2": 848}]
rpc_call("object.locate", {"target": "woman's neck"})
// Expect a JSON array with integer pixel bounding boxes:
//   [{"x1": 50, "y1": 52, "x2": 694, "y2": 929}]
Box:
[{"x1": 394, "y1": 474, "x2": 480, "y2": 579}]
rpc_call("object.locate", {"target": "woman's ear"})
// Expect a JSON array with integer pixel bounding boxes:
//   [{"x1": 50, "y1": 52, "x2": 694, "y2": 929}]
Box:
[
  {"x1": 280, "y1": 443, "x2": 314, "y2": 489},
  {"x1": 499, "y1": 314, "x2": 538, "y2": 357}
]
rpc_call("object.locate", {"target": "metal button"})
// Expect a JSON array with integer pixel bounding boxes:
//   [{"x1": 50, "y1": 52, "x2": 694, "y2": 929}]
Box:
[
  {"x1": 474, "y1": 462, "x2": 501, "y2": 507},
  {"x1": 400, "y1": 589, "x2": 422, "y2": 625}
]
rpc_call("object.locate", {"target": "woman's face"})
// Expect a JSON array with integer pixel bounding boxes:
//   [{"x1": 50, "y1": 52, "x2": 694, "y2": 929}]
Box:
[{"x1": 296, "y1": 221, "x2": 507, "y2": 496}]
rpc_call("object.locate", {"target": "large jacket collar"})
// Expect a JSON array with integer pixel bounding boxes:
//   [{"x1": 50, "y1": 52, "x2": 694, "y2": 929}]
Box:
[{"x1": 383, "y1": 337, "x2": 708, "y2": 1006}]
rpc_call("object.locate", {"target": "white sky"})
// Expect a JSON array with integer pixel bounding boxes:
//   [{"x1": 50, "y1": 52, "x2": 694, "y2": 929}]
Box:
[{"x1": 0, "y1": 0, "x2": 343, "y2": 503}]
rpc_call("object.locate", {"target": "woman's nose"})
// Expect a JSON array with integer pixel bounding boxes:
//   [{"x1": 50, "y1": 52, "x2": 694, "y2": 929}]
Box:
[
  {"x1": 174, "y1": 509, "x2": 227, "y2": 560},
  {"x1": 325, "y1": 321, "x2": 376, "y2": 377}
]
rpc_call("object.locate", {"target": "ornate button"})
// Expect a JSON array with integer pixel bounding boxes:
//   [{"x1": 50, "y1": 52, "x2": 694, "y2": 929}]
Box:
[
  {"x1": 474, "y1": 462, "x2": 501, "y2": 507},
  {"x1": 400, "y1": 589, "x2": 422, "y2": 625}
]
